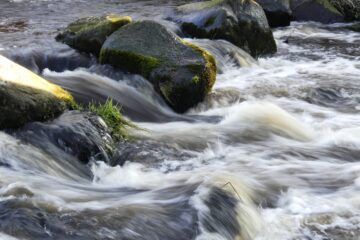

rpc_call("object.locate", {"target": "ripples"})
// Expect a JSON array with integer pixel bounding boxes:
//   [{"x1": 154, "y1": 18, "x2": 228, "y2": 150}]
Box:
[{"x1": 1, "y1": 0, "x2": 360, "y2": 239}]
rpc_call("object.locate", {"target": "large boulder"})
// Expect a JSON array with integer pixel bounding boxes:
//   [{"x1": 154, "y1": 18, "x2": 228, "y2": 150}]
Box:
[
  {"x1": 291, "y1": 0, "x2": 346, "y2": 23},
  {"x1": 99, "y1": 20, "x2": 216, "y2": 113},
  {"x1": 172, "y1": 0, "x2": 277, "y2": 58},
  {"x1": 56, "y1": 14, "x2": 132, "y2": 56},
  {"x1": 0, "y1": 55, "x2": 75, "y2": 129},
  {"x1": 256, "y1": 0, "x2": 292, "y2": 27}
]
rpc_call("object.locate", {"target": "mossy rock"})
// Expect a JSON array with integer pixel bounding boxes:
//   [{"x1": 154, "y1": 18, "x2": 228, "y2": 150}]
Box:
[
  {"x1": 172, "y1": 0, "x2": 277, "y2": 58},
  {"x1": 0, "y1": 55, "x2": 76, "y2": 129},
  {"x1": 291, "y1": 0, "x2": 345, "y2": 23},
  {"x1": 256, "y1": 0, "x2": 292, "y2": 27},
  {"x1": 329, "y1": 0, "x2": 360, "y2": 21},
  {"x1": 56, "y1": 14, "x2": 132, "y2": 56},
  {"x1": 100, "y1": 20, "x2": 216, "y2": 113}
]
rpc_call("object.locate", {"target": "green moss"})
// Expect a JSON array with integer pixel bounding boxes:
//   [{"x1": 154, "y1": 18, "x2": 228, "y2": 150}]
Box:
[
  {"x1": 56, "y1": 15, "x2": 132, "y2": 56},
  {"x1": 318, "y1": 0, "x2": 342, "y2": 15},
  {"x1": 0, "y1": 83, "x2": 70, "y2": 129},
  {"x1": 106, "y1": 15, "x2": 132, "y2": 24},
  {"x1": 192, "y1": 75, "x2": 200, "y2": 84},
  {"x1": 99, "y1": 49, "x2": 160, "y2": 77},
  {"x1": 178, "y1": 0, "x2": 224, "y2": 11},
  {"x1": 66, "y1": 15, "x2": 132, "y2": 33},
  {"x1": 87, "y1": 99, "x2": 135, "y2": 140},
  {"x1": 182, "y1": 39, "x2": 217, "y2": 94}
]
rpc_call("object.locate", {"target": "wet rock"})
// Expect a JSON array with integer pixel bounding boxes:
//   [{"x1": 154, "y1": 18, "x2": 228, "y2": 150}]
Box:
[
  {"x1": 17, "y1": 111, "x2": 115, "y2": 164},
  {"x1": 0, "y1": 55, "x2": 75, "y2": 130},
  {"x1": 345, "y1": 23, "x2": 360, "y2": 32},
  {"x1": 0, "y1": 186, "x2": 199, "y2": 240},
  {"x1": 189, "y1": 39, "x2": 256, "y2": 72},
  {"x1": 330, "y1": 0, "x2": 360, "y2": 21},
  {"x1": 0, "y1": 185, "x2": 245, "y2": 240},
  {"x1": 172, "y1": 0, "x2": 277, "y2": 58},
  {"x1": 190, "y1": 87, "x2": 244, "y2": 112},
  {"x1": 56, "y1": 14, "x2": 132, "y2": 56},
  {"x1": 291, "y1": 0, "x2": 346, "y2": 23},
  {"x1": 100, "y1": 20, "x2": 216, "y2": 113},
  {"x1": 256, "y1": 0, "x2": 292, "y2": 27},
  {"x1": 203, "y1": 187, "x2": 241, "y2": 240}
]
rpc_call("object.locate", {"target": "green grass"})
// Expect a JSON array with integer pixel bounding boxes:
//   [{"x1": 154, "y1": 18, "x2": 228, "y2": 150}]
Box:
[{"x1": 87, "y1": 99, "x2": 136, "y2": 140}]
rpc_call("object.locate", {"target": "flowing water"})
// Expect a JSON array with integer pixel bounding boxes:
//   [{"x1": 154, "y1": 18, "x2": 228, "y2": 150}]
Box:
[{"x1": 1, "y1": 0, "x2": 360, "y2": 239}]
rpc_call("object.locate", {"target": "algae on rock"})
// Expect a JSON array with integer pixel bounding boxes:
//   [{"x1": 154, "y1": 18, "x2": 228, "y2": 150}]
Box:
[
  {"x1": 56, "y1": 14, "x2": 132, "y2": 56},
  {"x1": 99, "y1": 20, "x2": 217, "y2": 113},
  {"x1": 0, "y1": 55, "x2": 76, "y2": 129}
]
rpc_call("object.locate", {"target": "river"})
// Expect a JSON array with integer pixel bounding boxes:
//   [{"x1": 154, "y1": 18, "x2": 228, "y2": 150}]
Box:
[{"x1": 0, "y1": 0, "x2": 360, "y2": 239}]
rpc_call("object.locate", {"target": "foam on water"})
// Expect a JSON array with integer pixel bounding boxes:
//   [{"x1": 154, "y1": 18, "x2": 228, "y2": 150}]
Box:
[{"x1": 0, "y1": 0, "x2": 360, "y2": 238}]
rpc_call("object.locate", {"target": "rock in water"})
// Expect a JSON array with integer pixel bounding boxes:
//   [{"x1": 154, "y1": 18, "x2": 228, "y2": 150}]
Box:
[
  {"x1": 329, "y1": 0, "x2": 360, "y2": 21},
  {"x1": 0, "y1": 55, "x2": 75, "y2": 129},
  {"x1": 291, "y1": 0, "x2": 345, "y2": 23},
  {"x1": 256, "y1": 0, "x2": 292, "y2": 27},
  {"x1": 346, "y1": 23, "x2": 360, "y2": 32},
  {"x1": 17, "y1": 111, "x2": 115, "y2": 164},
  {"x1": 56, "y1": 14, "x2": 132, "y2": 56},
  {"x1": 99, "y1": 20, "x2": 216, "y2": 113},
  {"x1": 172, "y1": 0, "x2": 277, "y2": 58}
]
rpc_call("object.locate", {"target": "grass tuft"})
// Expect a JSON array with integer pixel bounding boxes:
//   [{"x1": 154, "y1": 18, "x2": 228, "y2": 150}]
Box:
[{"x1": 88, "y1": 99, "x2": 135, "y2": 140}]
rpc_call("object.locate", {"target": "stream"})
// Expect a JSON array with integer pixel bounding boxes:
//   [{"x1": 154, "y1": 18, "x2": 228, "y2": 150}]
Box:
[{"x1": 0, "y1": 0, "x2": 360, "y2": 239}]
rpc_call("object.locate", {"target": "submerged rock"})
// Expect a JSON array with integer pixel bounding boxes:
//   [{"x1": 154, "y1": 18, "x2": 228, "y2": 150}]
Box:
[
  {"x1": 172, "y1": 0, "x2": 277, "y2": 58},
  {"x1": 0, "y1": 184, "x2": 246, "y2": 240},
  {"x1": 291, "y1": 0, "x2": 346, "y2": 23},
  {"x1": 110, "y1": 139, "x2": 195, "y2": 168},
  {"x1": 56, "y1": 14, "x2": 132, "y2": 56},
  {"x1": 0, "y1": 55, "x2": 75, "y2": 130},
  {"x1": 100, "y1": 20, "x2": 216, "y2": 113},
  {"x1": 17, "y1": 111, "x2": 114, "y2": 164},
  {"x1": 256, "y1": 0, "x2": 292, "y2": 27},
  {"x1": 346, "y1": 23, "x2": 360, "y2": 32}
]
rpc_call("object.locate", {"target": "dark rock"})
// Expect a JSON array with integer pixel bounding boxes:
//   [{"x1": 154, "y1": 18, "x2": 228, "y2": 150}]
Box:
[
  {"x1": 346, "y1": 23, "x2": 360, "y2": 32},
  {"x1": 203, "y1": 187, "x2": 241, "y2": 240},
  {"x1": 99, "y1": 20, "x2": 216, "y2": 113},
  {"x1": 291, "y1": 0, "x2": 346, "y2": 23},
  {"x1": 256, "y1": 0, "x2": 292, "y2": 27},
  {"x1": 330, "y1": 0, "x2": 360, "y2": 21},
  {"x1": 17, "y1": 111, "x2": 115, "y2": 164},
  {"x1": 56, "y1": 14, "x2": 132, "y2": 56},
  {"x1": 172, "y1": 0, "x2": 277, "y2": 58},
  {"x1": 0, "y1": 55, "x2": 75, "y2": 130}
]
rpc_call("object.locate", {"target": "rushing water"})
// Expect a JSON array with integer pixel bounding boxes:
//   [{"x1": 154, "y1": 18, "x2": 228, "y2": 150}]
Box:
[{"x1": 1, "y1": 0, "x2": 360, "y2": 239}]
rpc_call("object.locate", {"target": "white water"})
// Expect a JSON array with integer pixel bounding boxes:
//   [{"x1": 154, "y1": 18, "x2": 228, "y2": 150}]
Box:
[
  {"x1": 1, "y1": 0, "x2": 360, "y2": 238},
  {"x1": 126, "y1": 23, "x2": 360, "y2": 239}
]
